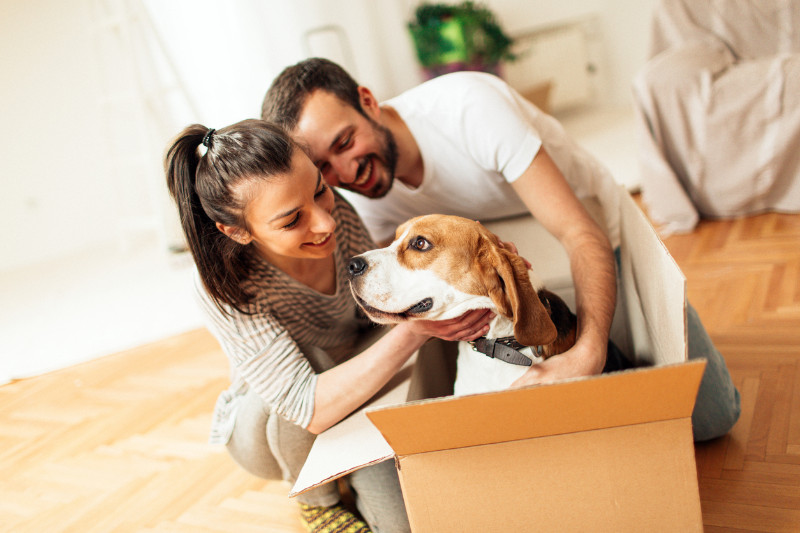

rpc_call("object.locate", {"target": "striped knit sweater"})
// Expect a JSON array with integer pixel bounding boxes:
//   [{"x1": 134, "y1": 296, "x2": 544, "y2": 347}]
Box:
[{"x1": 197, "y1": 192, "x2": 376, "y2": 443}]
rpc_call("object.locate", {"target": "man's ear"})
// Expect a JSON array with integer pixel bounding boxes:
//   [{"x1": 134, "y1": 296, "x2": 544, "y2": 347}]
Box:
[
  {"x1": 357, "y1": 86, "x2": 381, "y2": 119},
  {"x1": 216, "y1": 222, "x2": 253, "y2": 245}
]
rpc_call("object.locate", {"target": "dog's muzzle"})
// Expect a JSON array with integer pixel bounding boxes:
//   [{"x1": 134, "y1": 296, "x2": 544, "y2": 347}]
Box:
[
  {"x1": 347, "y1": 255, "x2": 434, "y2": 318},
  {"x1": 353, "y1": 295, "x2": 434, "y2": 319}
]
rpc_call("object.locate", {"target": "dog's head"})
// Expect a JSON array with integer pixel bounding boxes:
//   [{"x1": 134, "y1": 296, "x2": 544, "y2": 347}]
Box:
[{"x1": 348, "y1": 214, "x2": 557, "y2": 347}]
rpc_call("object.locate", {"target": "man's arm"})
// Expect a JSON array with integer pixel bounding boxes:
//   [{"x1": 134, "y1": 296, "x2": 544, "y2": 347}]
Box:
[{"x1": 510, "y1": 147, "x2": 616, "y2": 386}]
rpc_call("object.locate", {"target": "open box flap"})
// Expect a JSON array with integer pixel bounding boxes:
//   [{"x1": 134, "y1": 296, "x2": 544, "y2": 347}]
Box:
[
  {"x1": 366, "y1": 359, "x2": 706, "y2": 457},
  {"x1": 291, "y1": 341, "x2": 456, "y2": 496},
  {"x1": 618, "y1": 188, "x2": 688, "y2": 366},
  {"x1": 289, "y1": 353, "x2": 417, "y2": 497},
  {"x1": 290, "y1": 408, "x2": 395, "y2": 497}
]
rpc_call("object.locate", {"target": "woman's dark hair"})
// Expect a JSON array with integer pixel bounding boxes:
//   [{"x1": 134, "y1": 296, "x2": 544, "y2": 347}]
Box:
[
  {"x1": 164, "y1": 119, "x2": 295, "y2": 315},
  {"x1": 261, "y1": 57, "x2": 367, "y2": 130}
]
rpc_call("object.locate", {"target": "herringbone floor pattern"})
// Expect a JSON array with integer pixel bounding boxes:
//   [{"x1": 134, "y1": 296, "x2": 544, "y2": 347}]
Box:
[
  {"x1": 664, "y1": 212, "x2": 800, "y2": 533},
  {"x1": 1, "y1": 206, "x2": 799, "y2": 532}
]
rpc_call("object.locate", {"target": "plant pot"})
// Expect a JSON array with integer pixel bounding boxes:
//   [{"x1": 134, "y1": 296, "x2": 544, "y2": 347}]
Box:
[{"x1": 422, "y1": 60, "x2": 502, "y2": 80}]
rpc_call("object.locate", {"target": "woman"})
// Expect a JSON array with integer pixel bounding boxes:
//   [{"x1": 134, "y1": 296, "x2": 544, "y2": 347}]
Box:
[{"x1": 164, "y1": 120, "x2": 491, "y2": 533}]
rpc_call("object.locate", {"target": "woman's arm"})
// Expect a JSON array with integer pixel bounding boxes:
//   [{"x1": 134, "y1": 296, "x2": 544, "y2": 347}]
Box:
[
  {"x1": 308, "y1": 309, "x2": 493, "y2": 434},
  {"x1": 308, "y1": 323, "x2": 426, "y2": 434}
]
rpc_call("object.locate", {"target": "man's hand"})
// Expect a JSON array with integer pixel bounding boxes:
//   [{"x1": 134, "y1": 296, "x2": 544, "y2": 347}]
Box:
[
  {"x1": 510, "y1": 340, "x2": 606, "y2": 387},
  {"x1": 405, "y1": 308, "x2": 495, "y2": 342}
]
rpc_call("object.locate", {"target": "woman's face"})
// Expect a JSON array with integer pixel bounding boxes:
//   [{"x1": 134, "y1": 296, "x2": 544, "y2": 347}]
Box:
[{"x1": 241, "y1": 149, "x2": 337, "y2": 264}]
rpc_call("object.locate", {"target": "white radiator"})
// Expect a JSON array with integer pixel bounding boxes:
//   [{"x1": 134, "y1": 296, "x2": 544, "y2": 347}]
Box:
[{"x1": 505, "y1": 22, "x2": 596, "y2": 113}]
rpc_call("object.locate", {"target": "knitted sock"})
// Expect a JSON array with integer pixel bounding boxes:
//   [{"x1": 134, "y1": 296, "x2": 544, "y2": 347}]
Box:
[{"x1": 298, "y1": 502, "x2": 371, "y2": 533}]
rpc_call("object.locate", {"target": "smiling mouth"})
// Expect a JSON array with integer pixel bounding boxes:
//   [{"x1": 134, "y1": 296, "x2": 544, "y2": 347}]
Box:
[
  {"x1": 353, "y1": 293, "x2": 433, "y2": 319},
  {"x1": 306, "y1": 233, "x2": 332, "y2": 247},
  {"x1": 353, "y1": 158, "x2": 374, "y2": 189}
]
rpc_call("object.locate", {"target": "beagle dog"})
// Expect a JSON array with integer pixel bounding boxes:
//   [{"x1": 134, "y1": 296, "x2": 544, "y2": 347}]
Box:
[{"x1": 347, "y1": 214, "x2": 580, "y2": 395}]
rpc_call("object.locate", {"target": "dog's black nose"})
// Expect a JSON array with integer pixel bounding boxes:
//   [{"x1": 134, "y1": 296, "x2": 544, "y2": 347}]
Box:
[{"x1": 348, "y1": 256, "x2": 368, "y2": 278}]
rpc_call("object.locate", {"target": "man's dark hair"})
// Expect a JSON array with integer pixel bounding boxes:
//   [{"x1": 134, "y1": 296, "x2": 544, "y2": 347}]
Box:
[{"x1": 261, "y1": 58, "x2": 367, "y2": 131}]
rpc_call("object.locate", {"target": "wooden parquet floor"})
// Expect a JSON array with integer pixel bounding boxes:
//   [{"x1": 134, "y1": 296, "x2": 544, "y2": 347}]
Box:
[
  {"x1": 1, "y1": 207, "x2": 799, "y2": 532},
  {"x1": 663, "y1": 212, "x2": 800, "y2": 533}
]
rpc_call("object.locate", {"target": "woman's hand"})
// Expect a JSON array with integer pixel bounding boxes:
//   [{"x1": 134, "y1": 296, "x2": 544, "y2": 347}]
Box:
[{"x1": 406, "y1": 308, "x2": 495, "y2": 342}]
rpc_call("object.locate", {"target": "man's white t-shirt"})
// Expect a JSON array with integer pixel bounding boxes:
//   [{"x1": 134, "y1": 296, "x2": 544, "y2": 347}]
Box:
[{"x1": 340, "y1": 71, "x2": 620, "y2": 246}]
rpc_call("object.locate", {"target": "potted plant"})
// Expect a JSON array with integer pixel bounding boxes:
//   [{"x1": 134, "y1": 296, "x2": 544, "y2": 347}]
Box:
[{"x1": 408, "y1": 1, "x2": 517, "y2": 79}]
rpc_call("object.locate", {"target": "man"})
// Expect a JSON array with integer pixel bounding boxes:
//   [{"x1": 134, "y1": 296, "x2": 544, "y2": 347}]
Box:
[{"x1": 262, "y1": 58, "x2": 739, "y2": 441}]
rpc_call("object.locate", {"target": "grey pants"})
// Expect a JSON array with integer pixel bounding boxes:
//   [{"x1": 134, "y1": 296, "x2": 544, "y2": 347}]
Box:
[
  {"x1": 226, "y1": 343, "x2": 410, "y2": 533},
  {"x1": 686, "y1": 302, "x2": 741, "y2": 442}
]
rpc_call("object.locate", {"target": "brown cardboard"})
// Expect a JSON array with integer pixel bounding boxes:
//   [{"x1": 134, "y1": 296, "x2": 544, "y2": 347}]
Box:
[
  {"x1": 292, "y1": 186, "x2": 705, "y2": 531},
  {"x1": 367, "y1": 361, "x2": 705, "y2": 532},
  {"x1": 366, "y1": 361, "x2": 705, "y2": 456},
  {"x1": 394, "y1": 418, "x2": 701, "y2": 532}
]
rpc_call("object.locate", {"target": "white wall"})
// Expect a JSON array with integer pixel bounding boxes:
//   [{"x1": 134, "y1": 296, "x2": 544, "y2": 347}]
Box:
[
  {"x1": 1, "y1": 0, "x2": 657, "y2": 273},
  {"x1": 589, "y1": 0, "x2": 659, "y2": 108},
  {"x1": 3, "y1": 0, "x2": 118, "y2": 270},
  {"x1": 142, "y1": 0, "x2": 424, "y2": 122},
  {"x1": 474, "y1": 0, "x2": 658, "y2": 108}
]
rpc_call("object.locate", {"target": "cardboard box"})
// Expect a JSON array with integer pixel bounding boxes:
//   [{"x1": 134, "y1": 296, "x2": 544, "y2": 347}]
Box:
[{"x1": 292, "y1": 187, "x2": 706, "y2": 532}]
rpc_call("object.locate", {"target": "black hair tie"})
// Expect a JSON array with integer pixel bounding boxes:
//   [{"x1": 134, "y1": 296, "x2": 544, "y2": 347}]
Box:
[{"x1": 202, "y1": 128, "x2": 216, "y2": 148}]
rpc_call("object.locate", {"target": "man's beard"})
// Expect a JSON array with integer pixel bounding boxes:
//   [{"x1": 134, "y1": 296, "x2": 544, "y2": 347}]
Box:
[{"x1": 350, "y1": 119, "x2": 399, "y2": 199}]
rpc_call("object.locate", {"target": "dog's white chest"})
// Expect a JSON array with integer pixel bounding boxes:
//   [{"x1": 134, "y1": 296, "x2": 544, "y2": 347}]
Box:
[{"x1": 453, "y1": 341, "x2": 543, "y2": 395}]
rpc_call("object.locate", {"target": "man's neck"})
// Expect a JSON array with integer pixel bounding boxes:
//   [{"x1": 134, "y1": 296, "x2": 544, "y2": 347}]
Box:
[{"x1": 381, "y1": 105, "x2": 424, "y2": 189}]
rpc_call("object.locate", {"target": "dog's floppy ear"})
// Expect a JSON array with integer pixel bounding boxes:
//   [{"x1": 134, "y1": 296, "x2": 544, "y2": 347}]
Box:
[{"x1": 476, "y1": 236, "x2": 557, "y2": 346}]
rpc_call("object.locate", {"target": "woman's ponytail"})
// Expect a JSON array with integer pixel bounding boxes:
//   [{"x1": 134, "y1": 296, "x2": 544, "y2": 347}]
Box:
[
  {"x1": 164, "y1": 120, "x2": 295, "y2": 315},
  {"x1": 165, "y1": 124, "x2": 206, "y2": 261}
]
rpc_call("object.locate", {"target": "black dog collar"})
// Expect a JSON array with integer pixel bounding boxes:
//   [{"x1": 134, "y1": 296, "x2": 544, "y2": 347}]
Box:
[{"x1": 469, "y1": 336, "x2": 539, "y2": 366}]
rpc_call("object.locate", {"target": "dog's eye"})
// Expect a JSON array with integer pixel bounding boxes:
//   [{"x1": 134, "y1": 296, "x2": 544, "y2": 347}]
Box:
[{"x1": 409, "y1": 236, "x2": 432, "y2": 252}]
